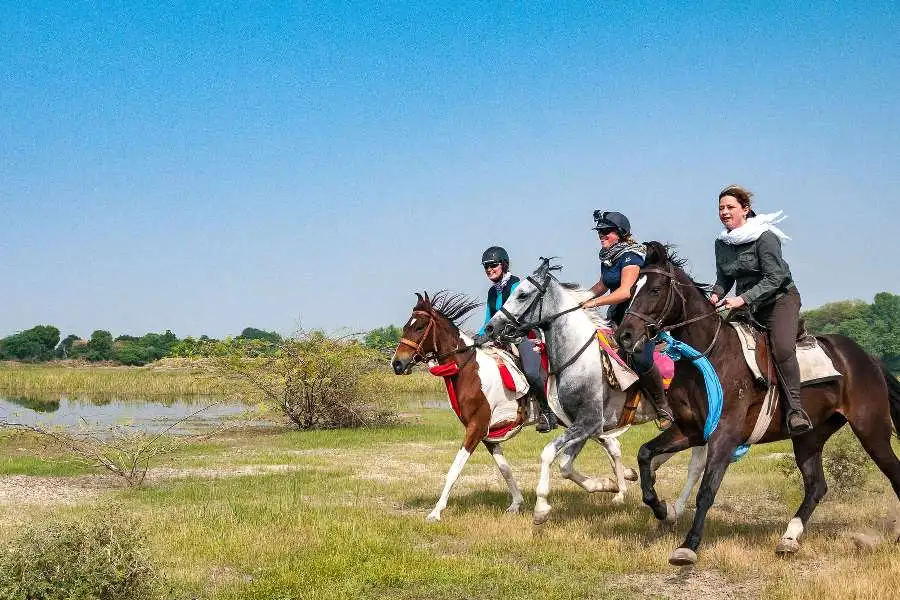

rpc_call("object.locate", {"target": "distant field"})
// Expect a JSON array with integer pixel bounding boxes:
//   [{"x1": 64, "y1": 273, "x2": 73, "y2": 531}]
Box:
[{"x1": 0, "y1": 404, "x2": 897, "y2": 599}]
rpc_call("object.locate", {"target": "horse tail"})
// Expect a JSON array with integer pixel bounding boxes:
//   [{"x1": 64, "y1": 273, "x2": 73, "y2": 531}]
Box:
[{"x1": 880, "y1": 361, "x2": 900, "y2": 439}]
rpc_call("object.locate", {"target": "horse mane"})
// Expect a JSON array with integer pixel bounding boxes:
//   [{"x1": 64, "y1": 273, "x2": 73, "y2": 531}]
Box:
[
  {"x1": 427, "y1": 291, "x2": 483, "y2": 329},
  {"x1": 558, "y1": 281, "x2": 612, "y2": 329},
  {"x1": 643, "y1": 241, "x2": 714, "y2": 295}
]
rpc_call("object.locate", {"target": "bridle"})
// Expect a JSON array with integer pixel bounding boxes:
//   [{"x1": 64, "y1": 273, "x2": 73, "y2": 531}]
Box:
[
  {"x1": 397, "y1": 309, "x2": 476, "y2": 368},
  {"x1": 623, "y1": 263, "x2": 725, "y2": 356}
]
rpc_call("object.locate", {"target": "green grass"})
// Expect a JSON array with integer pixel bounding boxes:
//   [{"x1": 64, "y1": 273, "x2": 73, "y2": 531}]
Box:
[{"x1": 0, "y1": 405, "x2": 898, "y2": 599}]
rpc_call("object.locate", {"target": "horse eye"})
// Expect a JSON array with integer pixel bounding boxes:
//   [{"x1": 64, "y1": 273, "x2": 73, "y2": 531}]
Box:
[{"x1": 649, "y1": 287, "x2": 661, "y2": 296}]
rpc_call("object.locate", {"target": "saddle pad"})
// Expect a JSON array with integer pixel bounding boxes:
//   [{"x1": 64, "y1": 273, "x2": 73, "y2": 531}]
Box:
[
  {"x1": 596, "y1": 328, "x2": 674, "y2": 390},
  {"x1": 729, "y1": 322, "x2": 842, "y2": 386},
  {"x1": 481, "y1": 345, "x2": 530, "y2": 394},
  {"x1": 462, "y1": 335, "x2": 529, "y2": 442}
]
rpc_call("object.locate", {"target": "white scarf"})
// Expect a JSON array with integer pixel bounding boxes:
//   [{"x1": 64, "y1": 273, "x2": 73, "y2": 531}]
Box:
[
  {"x1": 492, "y1": 271, "x2": 512, "y2": 293},
  {"x1": 718, "y1": 211, "x2": 791, "y2": 245}
]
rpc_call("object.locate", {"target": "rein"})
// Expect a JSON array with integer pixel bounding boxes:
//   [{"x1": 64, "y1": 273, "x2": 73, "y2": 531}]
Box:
[{"x1": 398, "y1": 309, "x2": 477, "y2": 368}]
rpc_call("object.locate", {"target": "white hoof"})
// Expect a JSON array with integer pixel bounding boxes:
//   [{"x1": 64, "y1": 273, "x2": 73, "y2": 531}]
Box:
[
  {"x1": 506, "y1": 503, "x2": 522, "y2": 514},
  {"x1": 664, "y1": 502, "x2": 678, "y2": 524},
  {"x1": 624, "y1": 467, "x2": 639, "y2": 482},
  {"x1": 533, "y1": 507, "x2": 551, "y2": 525},
  {"x1": 669, "y1": 547, "x2": 697, "y2": 566},
  {"x1": 848, "y1": 532, "x2": 880, "y2": 553},
  {"x1": 611, "y1": 492, "x2": 626, "y2": 505},
  {"x1": 425, "y1": 511, "x2": 442, "y2": 523},
  {"x1": 775, "y1": 537, "x2": 800, "y2": 555}
]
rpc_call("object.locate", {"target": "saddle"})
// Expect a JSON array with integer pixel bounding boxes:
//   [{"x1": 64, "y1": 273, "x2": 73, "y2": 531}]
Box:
[{"x1": 729, "y1": 317, "x2": 842, "y2": 388}]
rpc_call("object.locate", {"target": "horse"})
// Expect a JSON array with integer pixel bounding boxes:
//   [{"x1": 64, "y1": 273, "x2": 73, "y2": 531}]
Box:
[
  {"x1": 391, "y1": 290, "x2": 641, "y2": 522},
  {"x1": 615, "y1": 241, "x2": 900, "y2": 565},
  {"x1": 481, "y1": 259, "x2": 708, "y2": 525}
]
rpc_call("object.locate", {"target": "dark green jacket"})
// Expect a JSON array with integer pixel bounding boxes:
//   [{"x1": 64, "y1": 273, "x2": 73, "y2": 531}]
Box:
[{"x1": 712, "y1": 230, "x2": 796, "y2": 310}]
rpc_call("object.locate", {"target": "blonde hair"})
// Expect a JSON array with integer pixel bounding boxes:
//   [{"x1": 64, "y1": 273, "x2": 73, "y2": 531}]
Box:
[{"x1": 718, "y1": 185, "x2": 756, "y2": 217}]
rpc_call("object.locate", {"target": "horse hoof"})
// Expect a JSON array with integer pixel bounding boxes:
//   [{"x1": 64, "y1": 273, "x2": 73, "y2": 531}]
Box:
[
  {"x1": 533, "y1": 508, "x2": 551, "y2": 525},
  {"x1": 611, "y1": 493, "x2": 625, "y2": 505},
  {"x1": 624, "y1": 467, "x2": 639, "y2": 482},
  {"x1": 669, "y1": 547, "x2": 697, "y2": 566},
  {"x1": 664, "y1": 502, "x2": 678, "y2": 524},
  {"x1": 425, "y1": 512, "x2": 441, "y2": 523},
  {"x1": 775, "y1": 537, "x2": 800, "y2": 555},
  {"x1": 506, "y1": 503, "x2": 522, "y2": 514},
  {"x1": 848, "y1": 532, "x2": 880, "y2": 553}
]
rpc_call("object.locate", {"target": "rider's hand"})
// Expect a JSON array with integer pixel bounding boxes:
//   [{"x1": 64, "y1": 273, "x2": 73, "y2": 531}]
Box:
[
  {"x1": 722, "y1": 296, "x2": 746, "y2": 310},
  {"x1": 709, "y1": 293, "x2": 720, "y2": 306}
]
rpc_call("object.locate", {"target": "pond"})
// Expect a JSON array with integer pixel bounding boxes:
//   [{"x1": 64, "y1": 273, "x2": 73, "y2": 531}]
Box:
[{"x1": 0, "y1": 394, "x2": 261, "y2": 434}]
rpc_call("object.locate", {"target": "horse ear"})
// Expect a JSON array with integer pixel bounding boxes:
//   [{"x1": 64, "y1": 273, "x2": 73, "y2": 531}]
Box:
[
  {"x1": 644, "y1": 241, "x2": 667, "y2": 266},
  {"x1": 414, "y1": 292, "x2": 424, "y2": 305},
  {"x1": 423, "y1": 291, "x2": 432, "y2": 305}
]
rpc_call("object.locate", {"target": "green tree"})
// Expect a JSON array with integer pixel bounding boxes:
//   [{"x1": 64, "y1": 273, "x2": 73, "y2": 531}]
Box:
[
  {"x1": 57, "y1": 334, "x2": 82, "y2": 358},
  {"x1": 363, "y1": 325, "x2": 402, "y2": 353},
  {"x1": 237, "y1": 327, "x2": 282, "y2": 344},
  {"x1": 0, "y1": 325, "x2": 60, "y2": 361},
  {"x1": 85, "y1": 330, "x2": 115, "y2": 362}
]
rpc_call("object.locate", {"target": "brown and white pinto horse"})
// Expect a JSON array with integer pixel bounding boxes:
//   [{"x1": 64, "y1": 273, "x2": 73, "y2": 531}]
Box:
[
  {"x1": 391, "y1": 291, "x2": 637, "y2": 522},
  {"x1": 617, "y1": 242, "x2": 900, "y2": 565}
]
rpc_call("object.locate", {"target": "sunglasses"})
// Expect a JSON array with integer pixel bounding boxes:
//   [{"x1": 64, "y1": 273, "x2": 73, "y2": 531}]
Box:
[
  {"x1": 483, "y1": 262, "x2": 502, "y2": 270},
  {"x1": 596, "y1": 228, "x2": 617, "y2": 236}
]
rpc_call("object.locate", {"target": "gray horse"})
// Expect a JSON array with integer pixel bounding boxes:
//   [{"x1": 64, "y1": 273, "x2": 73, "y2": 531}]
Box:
[{"x1": 482, "y1": 258, "x2": 706, "y2": 524}]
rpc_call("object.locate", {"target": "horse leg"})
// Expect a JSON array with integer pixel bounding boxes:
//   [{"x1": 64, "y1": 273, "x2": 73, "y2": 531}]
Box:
[
  {"x1": 846, "y1": 401, "x2": 900, "y2": 500},
  {"x1": 426, "y1": 414, "x2": 488, "y2": 522},
  {"x1": 776, "y1": 414, "x2": 845, "y2": 554},
  {"x1": 483, "y1": 440, "x2": 524, "y2": 514},
  {"x1": 560, "y1": 438, "x2": 620, "y2": 495},
  {"x1": 534, "y1": 427, "x2": 591, "y2": 525},
  {"x1": 670, "y1": 431, "x2": 742, "y2": 566},
  {"x1": 597, "y1": 434, "x2": 629, "y2": 504},
  {"x1": 670, "y1": 445, "x2": 708, "y2": 521},
  {"x1": 637, "y1": 426, "x2": 692, "y2": 521}
]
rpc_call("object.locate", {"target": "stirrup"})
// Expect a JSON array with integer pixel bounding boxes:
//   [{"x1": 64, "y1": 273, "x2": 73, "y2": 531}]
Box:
[{"x1": 786, "y1": 408, "x2": 813, "y2": 435}]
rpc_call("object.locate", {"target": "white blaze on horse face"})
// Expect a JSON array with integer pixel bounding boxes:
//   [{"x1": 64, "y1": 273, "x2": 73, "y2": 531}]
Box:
[
  {"x1": 408, "y1": 318, "x2": 416, "y2": 326},
  {"x1": 626, "y1": 275, "x2": 647, "y2": 311}
]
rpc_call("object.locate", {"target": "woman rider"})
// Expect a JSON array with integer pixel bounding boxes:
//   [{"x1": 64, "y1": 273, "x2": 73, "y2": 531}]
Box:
[
  {"x1": 581, "y1": 211, "x2": 675, "y2": 430},
  {"x1": 709, "y1": 185, "x2": 812, "y2": 435},
  {"x1": 478, "y1": 246, "x2": 556, "y2": 433}
]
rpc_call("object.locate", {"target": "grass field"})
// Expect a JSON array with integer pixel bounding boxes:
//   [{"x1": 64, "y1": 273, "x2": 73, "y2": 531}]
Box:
[{"x1": 1, "y1": 400, "x2": 898, "y2": 599}]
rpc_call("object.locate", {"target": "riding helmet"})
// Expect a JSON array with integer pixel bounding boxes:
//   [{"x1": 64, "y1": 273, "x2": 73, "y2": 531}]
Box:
[
  {"x1": 481, "y1": 246, "x2": 510, "y2": 265},
  {"x1": 592, "y1": 210, "x2": 631, "y2": 236}
]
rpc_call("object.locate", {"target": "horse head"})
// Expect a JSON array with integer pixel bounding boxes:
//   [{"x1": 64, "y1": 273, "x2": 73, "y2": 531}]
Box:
[
  {"x1": 616, "y1": 241, "x2": 705, "y2": 353},
  {"x1": 482, "y1": 257, "x2": 562, "y2": 341}
]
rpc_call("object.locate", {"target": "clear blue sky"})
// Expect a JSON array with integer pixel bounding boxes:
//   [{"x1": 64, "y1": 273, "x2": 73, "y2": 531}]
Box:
[{"x1": 2, "y1": 3, "x2": 898, "y2": 339}]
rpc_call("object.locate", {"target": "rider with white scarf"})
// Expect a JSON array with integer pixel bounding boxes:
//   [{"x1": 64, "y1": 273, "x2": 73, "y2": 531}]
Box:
[
  {"x1": 709, "y1": 185, "x2": 813, "y2": 435},
  {"x1": 581, "y1": 211, "x2": 675, "y2": 430}
]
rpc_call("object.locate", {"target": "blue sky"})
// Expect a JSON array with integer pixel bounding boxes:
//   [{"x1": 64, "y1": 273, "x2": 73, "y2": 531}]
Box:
[{"x1": 2, "y1": 3, "x2": 898, "y2": 339}]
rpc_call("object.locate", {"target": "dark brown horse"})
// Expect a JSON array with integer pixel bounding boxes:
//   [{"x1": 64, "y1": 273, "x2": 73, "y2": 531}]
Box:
[
  {"x1": 391, "y1": 291, "x2": 638, "y2": 522},
  {"x1": 616, "y1": 242, "x2": 900, "y2": 565}
]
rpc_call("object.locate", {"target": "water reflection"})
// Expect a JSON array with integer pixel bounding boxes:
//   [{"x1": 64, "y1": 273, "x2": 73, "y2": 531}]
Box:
[{"x1": 0, "y1": 393, "x2": 257, "y2": 434}]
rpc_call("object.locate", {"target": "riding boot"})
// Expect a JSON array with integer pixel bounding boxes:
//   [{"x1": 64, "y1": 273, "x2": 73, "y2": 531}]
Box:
[
  {"x1": 533, "y1": 386, "x2": 557, "y2": 433},
  {"x1": 777, "y1": 355, "x2": 813, "y2": 435},
  {"x1": 638, "y1": 365, "x2": 675, "y2": 430}
]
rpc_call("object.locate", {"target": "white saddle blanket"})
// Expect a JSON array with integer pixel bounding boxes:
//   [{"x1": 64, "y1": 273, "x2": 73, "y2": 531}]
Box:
[
  {"x1": 460, "y1": 334, "x2": 530, "y2": 432},
  {"x1": 730, "y1": 323, "x2": 842, "y2": 386}
]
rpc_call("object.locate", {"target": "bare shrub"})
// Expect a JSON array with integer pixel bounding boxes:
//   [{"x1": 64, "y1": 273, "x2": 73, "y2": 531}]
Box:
[
  {"x1": 0, "y1": 506, "x2": 154, "y2": 600},
  {"x1": 210, "y1": 330, "x2": 396, "y2": 429}
]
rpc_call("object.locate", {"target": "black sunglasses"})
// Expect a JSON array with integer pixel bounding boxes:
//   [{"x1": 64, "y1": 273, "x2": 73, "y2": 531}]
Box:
[
  {"x1": 596, "y1": 227, "x2": 617, "y2": 236},
  {"x1": 483, "y1": 261, "x2": 502, "y2": 270}
]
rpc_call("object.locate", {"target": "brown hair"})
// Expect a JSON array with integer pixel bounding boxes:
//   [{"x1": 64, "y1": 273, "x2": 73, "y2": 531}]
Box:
[{"x1": 718, "y1": 185, "x2": 757, "y2": 218}]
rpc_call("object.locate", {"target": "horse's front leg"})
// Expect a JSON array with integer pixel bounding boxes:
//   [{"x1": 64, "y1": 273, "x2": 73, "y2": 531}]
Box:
[
  {"x1": 534, "y1": 427, "x2": 590, "y2": 525},
  {"x1": 638, "y1": 426, "x2": 691, "y2": 521},
  {"x1": 559, "y1": 438, "x2": 619, "y2": 494},
  {"x1": 670, "y1": 431, "x2": 741, "y2": 565},
  {"x1": 483, "y1": 440, "x2": 524, "y2": 514},
  {"x1": 595, "y1": 434, "x2": 633, "y2": 504},
  {"x1": 426, "y1": 408, "x2": 489, "y2": 522}
]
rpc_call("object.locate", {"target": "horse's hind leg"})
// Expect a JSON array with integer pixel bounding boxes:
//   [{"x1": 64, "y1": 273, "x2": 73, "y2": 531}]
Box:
[
  {"x1": 484, "y1": 441, "x2": 524, "y2": 514},
  {"x1": 597, "y1": 434, "x2": 629, "y2": 504},
  {"x1": 777, "y1": 414, "x2": 844, "y2": 554},
  {"x1": 846, "y1": 401, "x2": 900, "y2": 500}
]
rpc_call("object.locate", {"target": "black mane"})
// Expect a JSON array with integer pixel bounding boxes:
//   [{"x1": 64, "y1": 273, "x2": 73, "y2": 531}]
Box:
[
  {"x1": 427, "y1": 291, "x2": 483, "y2": 329},
  {"x1": 643, "y1": 241, "x2": 713, "y2": 294}
]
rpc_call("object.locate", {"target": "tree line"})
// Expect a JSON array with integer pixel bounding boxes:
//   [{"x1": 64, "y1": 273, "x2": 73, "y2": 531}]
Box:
[{"x1": 0, "y1": 294, "x2": 897, "y2": 370}]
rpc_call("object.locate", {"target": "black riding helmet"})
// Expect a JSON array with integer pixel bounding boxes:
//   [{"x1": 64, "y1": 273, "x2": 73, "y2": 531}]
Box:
[
  {"x1": 481, "y1": 246, "x2": 510, "y2": 265},
  {"x1": 592, "y1": 210, "x2": 631, "y2": 236}
]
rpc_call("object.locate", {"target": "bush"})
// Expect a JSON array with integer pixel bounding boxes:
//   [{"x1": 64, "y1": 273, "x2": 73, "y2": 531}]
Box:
[
  {"x1": 0, "y1": 508, "x2": 154, "y2": 600},
  {"x1": 823, "y1": 428, "x2": 871, "y2": 496},
  {"x1": 211, "y1": 330, "x2": 396, "y2": 429}
]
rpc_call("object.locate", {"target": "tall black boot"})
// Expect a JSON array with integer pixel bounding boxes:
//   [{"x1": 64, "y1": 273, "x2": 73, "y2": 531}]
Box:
[
  {"x1": 638, "y1": 365, "x2": 675, "y2": 430},
  {"x1": 532, "y1": 381, "x2": 556, "y2": 433},
  {"x1": 776, "y1": 355, "x2": 812, "y2": 435}
]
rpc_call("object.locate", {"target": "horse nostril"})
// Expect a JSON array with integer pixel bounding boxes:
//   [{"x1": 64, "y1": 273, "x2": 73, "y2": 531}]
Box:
[
  {"x1": 392, "y1": 360, "x2": 403, "y2": 374},
  {"x1": 485, "y1": 324, "x2": 494, "y2": 334}
]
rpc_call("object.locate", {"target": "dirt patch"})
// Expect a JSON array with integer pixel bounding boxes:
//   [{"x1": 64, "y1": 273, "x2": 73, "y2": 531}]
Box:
[
  {"x1": 614, "y1": 568, "x2": 762, "y2": 600},
  {"x1": 0, "y1": 474, "x2": 119, "y2": 506}
]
